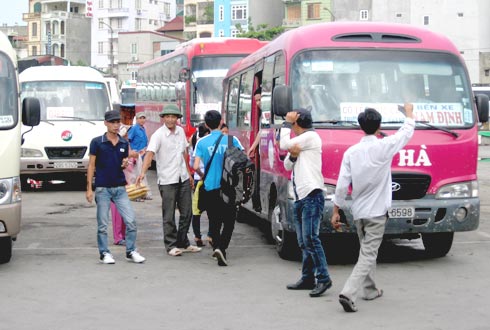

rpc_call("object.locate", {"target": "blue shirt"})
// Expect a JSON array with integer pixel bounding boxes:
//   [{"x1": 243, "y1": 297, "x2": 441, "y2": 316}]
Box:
[
  {"x1": 127, "y1": 124, "x2": 148, "y2": 152},
  {"x1": 195, "y1": 130, "x2": 243, "y2": 191},
  {"x1": 89, "y1": 133, "x2": 129, "y2": 188}
]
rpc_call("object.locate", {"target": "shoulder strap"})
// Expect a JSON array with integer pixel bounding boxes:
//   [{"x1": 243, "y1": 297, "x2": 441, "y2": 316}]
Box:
[
  {"x1": 228, "y1": 135, "x2": 233, "y2": 148},
  {"x1": 202, "y1": 134, "x2": 224, "y2": 181}
]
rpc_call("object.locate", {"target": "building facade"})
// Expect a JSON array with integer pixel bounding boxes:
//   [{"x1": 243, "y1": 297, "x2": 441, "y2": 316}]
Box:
[
  {"x1": 283, "y1": 0, "x2": 334, "y2": 29},
  {"x1": 91, "y1": 0, "x2": 177, "y2": 77},
  {"x1": 22, "y1": 0, "x2": 91, "y2": 65}
]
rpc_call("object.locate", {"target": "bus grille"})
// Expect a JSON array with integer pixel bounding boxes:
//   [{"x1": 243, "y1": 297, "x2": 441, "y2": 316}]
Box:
[
  {"x1": 44, "y1": 147, "x2": 87, "y2": 159},
  {"x1": 392, "y1": 173, "x2": 431, "y2": 200}
]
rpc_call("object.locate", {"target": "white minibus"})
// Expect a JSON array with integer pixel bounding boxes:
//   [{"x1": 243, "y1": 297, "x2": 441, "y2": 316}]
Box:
[{"x1": 19, "y1": 66, "x2": 112, "y2": 186}]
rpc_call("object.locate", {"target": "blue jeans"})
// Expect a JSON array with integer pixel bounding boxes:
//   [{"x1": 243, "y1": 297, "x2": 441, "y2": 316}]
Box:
[
  {"x1": 95, "y1": 186, "x2": 137, "y2": 255},
  {"x1": 293, "y1": 190, "x2": 330, "y2": 283}
]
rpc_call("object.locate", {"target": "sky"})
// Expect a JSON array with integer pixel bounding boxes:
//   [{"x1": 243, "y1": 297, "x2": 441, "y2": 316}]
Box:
[{"x1": 0, "y1": 2, "x2": 29, "y2": 26}]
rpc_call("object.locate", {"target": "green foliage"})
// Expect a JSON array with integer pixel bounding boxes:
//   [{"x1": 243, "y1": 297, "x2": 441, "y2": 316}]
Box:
[
  {"x1": 185, "y1": 15, "x2": 196, "y2": 24},
  {"x1": 236, "y1": 22, "x2": 285, "y2": 41},
  {"x1": 75, "y1": 60, "x2": 87, "y2": 66}
]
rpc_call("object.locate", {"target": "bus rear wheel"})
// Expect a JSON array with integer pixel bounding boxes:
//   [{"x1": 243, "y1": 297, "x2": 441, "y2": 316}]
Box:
[
  {"x1": 0, "y1": 236, "x2": 13, "y2": 264},
  {"x1": 270, "y1": 205, "x2": 300, "y2": 261},
  {"x1": 422, "y1": 232, "x2": 454, "y2": 258}
]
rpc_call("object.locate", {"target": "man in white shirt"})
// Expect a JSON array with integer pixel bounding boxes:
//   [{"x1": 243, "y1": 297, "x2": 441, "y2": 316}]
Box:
[
  {"x1": 280, "y1": 109, "x2": 332, "y2": 298},
  {"x1": 331, "y1": 104, "x2": 415, "y2": 312},
  {"x1": 137, "y1": 105, "x2": 201, "y2": 257}
]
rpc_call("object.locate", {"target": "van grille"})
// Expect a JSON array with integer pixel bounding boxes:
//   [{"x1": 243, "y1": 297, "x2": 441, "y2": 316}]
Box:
[
  {"x1": 392, "y1": 173, "x2": 431, "y2": 200},
  {"x1": 44, "y1": 147, "x2": 87, "y2": 159}
]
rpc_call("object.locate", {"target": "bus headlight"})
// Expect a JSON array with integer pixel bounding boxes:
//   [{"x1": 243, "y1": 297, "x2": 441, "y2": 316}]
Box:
[
  {"x1": 21, "y1": 148, "x2": 43, "y2": 157},
  {"x1": 435, "y1": 181, "x2": 478, "y2": 199}
]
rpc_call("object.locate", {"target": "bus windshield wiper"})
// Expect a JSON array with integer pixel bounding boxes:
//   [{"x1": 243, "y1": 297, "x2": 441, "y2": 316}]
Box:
[
  {"x1": 58, "y1": 116, "x2": 96, "y2": 125},
  {"x1": 416, "y1": 121, "x2": 459, "y2": 138}
]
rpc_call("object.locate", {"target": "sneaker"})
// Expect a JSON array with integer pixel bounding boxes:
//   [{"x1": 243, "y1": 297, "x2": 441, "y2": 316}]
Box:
[
  {"x1": 213, "y1": 249, "x2": 227, "y2": 266},
  {"x1": 182, "y1": 245, "x2": 202, "y2": 253},
  {"x1": 100, "y1": 252, "x2": 115, "y2": 264},
  {"x1": 126, "y1": 250, "x2": 146, "y2": 263}
]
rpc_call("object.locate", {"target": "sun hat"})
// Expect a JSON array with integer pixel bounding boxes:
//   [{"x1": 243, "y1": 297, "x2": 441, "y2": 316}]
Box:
[{"x1": 159, "y1": 104, "x2": 182, "y2": 118}]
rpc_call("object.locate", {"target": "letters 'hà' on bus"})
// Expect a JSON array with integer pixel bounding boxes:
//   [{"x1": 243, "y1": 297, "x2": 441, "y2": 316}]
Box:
[
  {"x1": 0, "y1": 31, "x2": 40, "y2": 264},
  {"x1": 19, "y1": 66, "x2": 113, "y2": 188},
  {"x1": 135, "y1": 38, "x2": 267, "y2": 139},
  {"x1": 222, "y1": 22, "x2": 489, "y2": 260}
]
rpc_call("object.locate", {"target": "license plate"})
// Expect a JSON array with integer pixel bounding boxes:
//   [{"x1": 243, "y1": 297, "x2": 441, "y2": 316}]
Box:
[
  {"x1": 388, "y1": 207, "x2": 415, "y2": 219},
  {"x1": 54, "y1": 162, "x2": 78, "y2": 169}
]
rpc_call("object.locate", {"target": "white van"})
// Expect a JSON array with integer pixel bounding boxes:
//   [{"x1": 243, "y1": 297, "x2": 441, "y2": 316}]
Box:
[{"x1": 19, "y1": 66, "x2": 112, "y2": 184}]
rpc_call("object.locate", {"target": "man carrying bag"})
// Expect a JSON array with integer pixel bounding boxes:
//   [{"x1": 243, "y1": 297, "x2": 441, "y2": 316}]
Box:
[{"x1": 193, "y1": 110, "x2": 244, "y2": 267}]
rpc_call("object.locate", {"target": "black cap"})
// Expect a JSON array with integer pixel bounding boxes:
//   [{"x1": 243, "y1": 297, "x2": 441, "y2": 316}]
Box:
[
  {"x1": 104, "y1": 110, "x2": 121, "y2": 121},
  {"x1": 295, "y1": 108, "x2": 313, "y2": 129}
]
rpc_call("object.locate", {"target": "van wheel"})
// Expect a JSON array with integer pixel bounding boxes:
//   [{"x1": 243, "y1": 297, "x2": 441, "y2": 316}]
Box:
[
  {"x1": 0, "y1": 237, "x2": 13, "y2": 264},
  {"x1": 270, "y1": 205, "x2": 300, "y2": 261},
  {"x1": 422, "y1": 232, "x2": 454, "y2": 258}
]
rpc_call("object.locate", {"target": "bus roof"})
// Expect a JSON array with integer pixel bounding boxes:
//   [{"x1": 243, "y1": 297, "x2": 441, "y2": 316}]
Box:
[
  {"x1": 227, "y1": 22, "x2": 461, "y2": 75},
  {"x1": 19, "y1": 66, "x2": 106, "y2": 83},
  {"x1": 139, "y1": 37, "x2": 267, "y2": 70}
]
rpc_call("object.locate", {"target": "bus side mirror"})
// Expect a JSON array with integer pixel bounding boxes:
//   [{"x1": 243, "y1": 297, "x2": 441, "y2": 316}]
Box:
[
  {"x1": 475, "y1": 94, "x2": 489, "y2": 123},
  {"x1": 179, "y1": 68, "x2": 190, "y2": 82},
  {"x1": 22, "y1": 97, "x2": 41, "y2": 127},
  {"x1": 272, "y1": 85, "x2": 292, "y2": 116}
]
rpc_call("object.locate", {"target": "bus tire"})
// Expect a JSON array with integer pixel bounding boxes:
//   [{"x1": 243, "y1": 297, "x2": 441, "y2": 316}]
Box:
[
  {"x1": 0, "y1": 237, "x2": 13, "y2": 264},
  {"x1": 270, "y1": 205, "x2": 300, "y2": 261},
  {"x1": 422, "y1": 232, "x2": 454, "y2": 258}
]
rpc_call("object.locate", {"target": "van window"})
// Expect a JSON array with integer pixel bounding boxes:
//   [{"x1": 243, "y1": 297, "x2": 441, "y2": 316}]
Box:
[
  {"x1": 0, "y1": 53, "x2": 18, "y2": 129},
  {"x1": 21, "y1": 81, "x2": 110, "y2": 121}
]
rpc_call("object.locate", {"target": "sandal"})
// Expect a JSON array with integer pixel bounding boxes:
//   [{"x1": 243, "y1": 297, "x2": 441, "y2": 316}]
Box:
[
  {"x1": 168, "y1": 247, "x2": 182, "y2": 257},
  {"x1": 339, "y1": 295, "x2": 358, "y2": 312},
  {"x1": 363, "y1": 289, "x2": 383, "y2": 301}
]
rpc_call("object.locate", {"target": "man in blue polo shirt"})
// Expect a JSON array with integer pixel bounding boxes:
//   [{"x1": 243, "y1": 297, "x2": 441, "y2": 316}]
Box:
[
  {"x1": 86, "y1": 110, "x2": 146, "y2": 264},
  {"x1": 193, "y1": 110, "x2": 244, "y2": 266}
]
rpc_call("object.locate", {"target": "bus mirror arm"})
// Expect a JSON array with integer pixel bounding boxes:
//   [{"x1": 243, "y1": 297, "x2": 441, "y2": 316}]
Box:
[{"x1": 21, "y1": 127, "x2": 34, "y2": 146}]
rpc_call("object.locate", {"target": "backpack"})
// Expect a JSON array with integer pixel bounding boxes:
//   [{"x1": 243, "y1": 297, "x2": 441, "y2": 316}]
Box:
[{"x1": 221, "y1": 135, "x2": 255, "y2": 206}]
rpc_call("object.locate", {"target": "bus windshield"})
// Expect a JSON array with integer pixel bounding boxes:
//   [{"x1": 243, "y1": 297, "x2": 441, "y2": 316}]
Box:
[
  {"x1": 0, "y1": 53, "x2": 18, "y2": 129},
  {"x1": 291, "y1": 50, "x2": 474, "y2": 128},
  {"x1": 21, "y1": 81, "x2": 110, "y2": 121},
  {"x1": 192, "y1": 55, "x2": 245, "y2": 116}
]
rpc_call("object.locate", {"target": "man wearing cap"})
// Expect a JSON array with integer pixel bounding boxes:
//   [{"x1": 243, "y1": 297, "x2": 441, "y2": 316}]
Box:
[
  {"x1": 280, "y1": 109, "x2": 332, "y2": 298},
  {"x1": 137, "y1": 104, "x2": 201, "y2": 256},
  {"x1": 86, "y1": 110, "x2": 146, "y2": 264}
]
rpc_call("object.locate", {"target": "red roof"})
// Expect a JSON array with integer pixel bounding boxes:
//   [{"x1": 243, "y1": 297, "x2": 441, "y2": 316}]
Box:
[{"x1": 157, "y1": 16, "x2": 183, "y2": 32}]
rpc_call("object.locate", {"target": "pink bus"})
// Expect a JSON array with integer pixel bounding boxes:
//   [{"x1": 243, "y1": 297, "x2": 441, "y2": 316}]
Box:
[
  {"x1": 136, "y1": 38, "x2": 266, "y2": 139},
  {"x1": 222, "y1": 22, "x2": 489, "y2": 260}
]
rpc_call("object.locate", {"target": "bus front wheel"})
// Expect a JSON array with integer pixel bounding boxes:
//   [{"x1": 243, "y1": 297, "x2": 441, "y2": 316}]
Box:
[
  {"x1": 0, "y1": 236, "x2": 12, "y2": 264},
  {"x1": 422, "y1": 232, "x2": 454, "y2": 258},
  {"x1": 270, "y1": 205, "x2": 300, "y2": 261}
]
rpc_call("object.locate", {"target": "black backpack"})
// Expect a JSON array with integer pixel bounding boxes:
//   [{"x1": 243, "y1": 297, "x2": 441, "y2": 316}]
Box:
[{"x1": 221, "y1": 135, "x2": 255, "y2": 206}]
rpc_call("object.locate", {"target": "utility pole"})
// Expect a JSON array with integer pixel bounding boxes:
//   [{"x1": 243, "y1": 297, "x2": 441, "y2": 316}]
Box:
[{"x1": 101, "y1": 21, "x2": 114, "y2": 77}]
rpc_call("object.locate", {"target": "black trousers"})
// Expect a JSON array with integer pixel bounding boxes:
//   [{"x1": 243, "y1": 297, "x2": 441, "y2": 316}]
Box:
[{"x1": 206, "y1": 189, "x2": 237, "y2": 252}]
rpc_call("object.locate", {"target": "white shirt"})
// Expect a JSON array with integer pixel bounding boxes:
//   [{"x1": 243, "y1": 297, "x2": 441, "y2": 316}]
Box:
[
  {"x1": 332, "y1": 118, "x2": 415, "y2": 220},
  {"x1": 147, "y1": 124, "x2": 189, "y2": 185},
  {"x1": 280, "y1": 127, "x2": 324, "y2": 200}
]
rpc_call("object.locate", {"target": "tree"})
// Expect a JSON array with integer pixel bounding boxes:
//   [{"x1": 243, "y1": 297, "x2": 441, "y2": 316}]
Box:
[{"x1": 236, "y1": 21, "x2": 285, "y2": 41}]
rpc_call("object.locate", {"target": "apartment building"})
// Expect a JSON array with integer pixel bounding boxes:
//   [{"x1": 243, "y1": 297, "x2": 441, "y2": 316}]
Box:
[
  {"x1": 91, "y1": 0, "x2": 177, "y2": 78},
  {"x1": 283, "y1": 0, "x2": 334, "y2": 29},
  {"x1": 22, "y1": 0, "x2": 91, "y2": 65}
]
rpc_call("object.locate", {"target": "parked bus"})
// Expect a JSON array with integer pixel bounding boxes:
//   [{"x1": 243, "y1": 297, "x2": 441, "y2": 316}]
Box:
[
  {"x1": 222, "y1": 22, "x2": 489, "y2": 260},
  {"x1": 19, "y1": 66, "x2": 112, "y2": 187},
  {"x1": 136, "y1": 38, "x2": 266, "y2": 138},
  {"x1": 18, "y1": 55, "x2": 69, "y2": 74},
  {"x1": 0, "y1": 32, "x2": 39, "y2": 263}
]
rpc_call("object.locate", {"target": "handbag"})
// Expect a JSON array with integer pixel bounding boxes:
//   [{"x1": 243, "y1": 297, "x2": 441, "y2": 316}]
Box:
[
  {"x1": 125, "y1": 183, "x2": 149, "y2": 201},
  {"x1": 196, "y1": 134, "x2": 223, "y2": 213}
]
